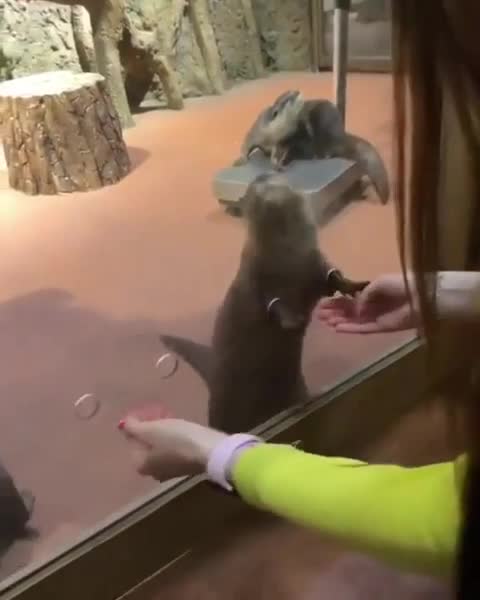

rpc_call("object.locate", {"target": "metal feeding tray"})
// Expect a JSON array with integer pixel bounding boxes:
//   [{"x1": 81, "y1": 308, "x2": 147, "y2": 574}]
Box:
[{"x1": 212, "y1": 151, "x2": 363, "y2": 222}]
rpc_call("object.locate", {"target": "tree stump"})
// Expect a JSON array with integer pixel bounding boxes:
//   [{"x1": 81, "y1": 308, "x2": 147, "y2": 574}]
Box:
[{"x1": 0, "y1": 71, "x2": 131, "y2": 195}]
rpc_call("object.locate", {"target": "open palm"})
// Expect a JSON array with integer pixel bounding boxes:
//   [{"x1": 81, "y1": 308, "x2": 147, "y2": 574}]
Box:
[{"x1": 317, "y1": 274, "x2": 418, "y2": 334}]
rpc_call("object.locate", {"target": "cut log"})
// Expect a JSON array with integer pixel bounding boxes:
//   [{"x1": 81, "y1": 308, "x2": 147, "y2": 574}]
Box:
[{"x1": 0, "y1": 71, "x2": 131, "y2": 195}]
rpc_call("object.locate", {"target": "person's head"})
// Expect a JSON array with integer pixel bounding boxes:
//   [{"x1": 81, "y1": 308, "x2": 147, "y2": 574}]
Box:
[{"x1": 391, "y1": 2, "x2": 480, "y2": 595}]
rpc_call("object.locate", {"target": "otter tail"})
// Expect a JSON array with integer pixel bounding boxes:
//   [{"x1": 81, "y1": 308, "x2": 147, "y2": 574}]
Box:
[
  {"x1": 160, "y1": 334, "x2": 213, "y2": 389},
  {"x1": 345, "y1": 134, "x2": 390, "y2": 205}
]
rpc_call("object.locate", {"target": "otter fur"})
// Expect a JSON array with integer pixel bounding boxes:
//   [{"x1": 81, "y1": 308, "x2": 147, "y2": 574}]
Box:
[
  {"x1": 234, "y1": 90, "x2": 390, "y2": 205},
  {"x1": 161, "y1": 173, "x2": 368, "y2": 433}
]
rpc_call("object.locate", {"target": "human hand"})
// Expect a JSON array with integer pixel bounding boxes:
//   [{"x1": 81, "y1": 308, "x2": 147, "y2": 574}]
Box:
[
  {"x1": 119, "y1": 412, "x2": 227, "y2": 482},
  {"x1": 317, "y1": 273, "x2": 418, "y2": 334}
]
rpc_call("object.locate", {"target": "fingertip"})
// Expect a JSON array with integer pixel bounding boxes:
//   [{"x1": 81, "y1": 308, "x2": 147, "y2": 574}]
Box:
[
  {"x1": 129, "y1": 405, "x2": 174, "y2": 422},
  {"x1": 121, "y1": 415, "x2": 148, "y2": 437},
  {"x1": 318, "y1": 308, "x2": 346, "y2": 321},
  {"x1": 120, "y1": 409, "x2": 175, "y2": 443},
  {"x1": 334, "y1": 325, "x2": 361, "y2": 334},
  {"x1": 326, "y1": 316, "x2": 348, "y2": 327},
  {"x1": 334, "y1": 324, "x2": 355, "y2": 333},
  {"x1": 119, "y1": 416, "x2": 136, "y2": 435},
  {"x1": 318, "y1": 297, "x2": 333, "y2": 307},
  {"x1": 353, "y1": 297, "x2": 368, "y2": 318},
  {"x1": 335, "y1": 322, "x2": 379, "y2": 334}
]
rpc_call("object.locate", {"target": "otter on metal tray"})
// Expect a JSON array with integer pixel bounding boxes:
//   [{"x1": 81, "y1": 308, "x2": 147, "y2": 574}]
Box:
[{"x1": 213, "y1": 88, "x2": 389, "y2": 220}]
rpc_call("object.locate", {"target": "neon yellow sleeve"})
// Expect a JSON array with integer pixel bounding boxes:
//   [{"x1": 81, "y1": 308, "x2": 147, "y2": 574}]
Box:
[{"x1": 232, "y1": 445, "x2": 465, "y2": 576}]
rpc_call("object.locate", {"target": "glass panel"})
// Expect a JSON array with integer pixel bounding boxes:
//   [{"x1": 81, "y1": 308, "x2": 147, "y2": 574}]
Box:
[
  {"x1": 323, "y1": 0, "x2": 392, "y2": 62},
  {"x1": 0, "y1": 0, "x2": 411, "y2": 591}
]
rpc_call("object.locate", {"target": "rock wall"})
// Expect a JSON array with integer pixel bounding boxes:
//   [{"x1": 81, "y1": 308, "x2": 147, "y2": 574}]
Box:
[
  {"x1": 0, "y1": 0, "x2": 313, "y2": 102},
  {"x1": 125, "y1": 0, "x2": 211, "y2": 100},
  {"x1": 253, "y1": 0, "x2": 312, "y2": 71},
  {"x1": 0, "y1": 0, "x2": 80, "y2": 80},
  {"x1": 207, "y1": 0, "x2": 312, "y2": 79},
  {"x1": 208, "y1": 0, "x2": 259, "y2": 81}
]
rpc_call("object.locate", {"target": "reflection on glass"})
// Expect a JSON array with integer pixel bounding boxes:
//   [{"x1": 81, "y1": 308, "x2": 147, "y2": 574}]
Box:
[
  {"x1": 0, "y1": 0, "x2": 410, "y2": 590},
  {"x1": 323, "y1": 0, "x2": 391, "y2": 61},
  {"x1": 73, "y1": 393, "x2": 100, "y2": 420},
  {"x1": 155, "y1": 353, "x2": 179, "y2": 379}
]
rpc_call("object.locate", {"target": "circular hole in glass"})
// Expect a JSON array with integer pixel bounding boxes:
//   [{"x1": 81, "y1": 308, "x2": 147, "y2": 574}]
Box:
[
  {"x1": 155, "y1": 353, "x2": 178, "y2": 379},
  {"x1": 74, "y1": 393, "x2": 100, "y2": 420}
]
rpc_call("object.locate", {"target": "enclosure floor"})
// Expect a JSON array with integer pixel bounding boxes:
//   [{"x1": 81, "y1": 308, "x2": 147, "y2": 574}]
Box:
[{"x1": 0, "y1": 72, "x2": 442, "y2": 595}]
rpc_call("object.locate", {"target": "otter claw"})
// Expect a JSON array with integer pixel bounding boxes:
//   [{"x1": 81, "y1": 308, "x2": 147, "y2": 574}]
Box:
[{"x1": 327, "y1": 269, "x2": 369, "y2": 297}]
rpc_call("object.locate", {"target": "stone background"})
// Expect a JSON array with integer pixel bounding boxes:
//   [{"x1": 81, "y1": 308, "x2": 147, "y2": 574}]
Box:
[
  {"x1": 0, "y1": 0, "x2": 391, "y2": 105},
  {"x1": 0, "y1": 0, "x2": 313, "y2": 103}
]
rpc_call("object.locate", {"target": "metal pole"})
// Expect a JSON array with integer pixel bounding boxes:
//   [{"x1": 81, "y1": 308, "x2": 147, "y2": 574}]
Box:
[
  {"x1": 311, "y1": 0, "x2": 327, "y2": 71},
  {"x1": 332, "y1": 0, "x2": 350, "y2": 124},
  {"x1": 310, "y1": 0, "x2": 320, "y2": 71}
]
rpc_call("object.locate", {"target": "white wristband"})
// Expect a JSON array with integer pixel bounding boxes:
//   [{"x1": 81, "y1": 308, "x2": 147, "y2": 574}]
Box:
[{"x1": 206, "y1": 434, "x2": 262, "y2": 491}]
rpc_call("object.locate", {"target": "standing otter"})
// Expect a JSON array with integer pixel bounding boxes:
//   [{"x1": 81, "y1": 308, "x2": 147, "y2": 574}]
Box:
[
  {"x1": 234, "y1": 90, "x2": 390, "y2": 205},
  {"x1": 161, "y1": 173, "x2": 368, "y2": 433}
]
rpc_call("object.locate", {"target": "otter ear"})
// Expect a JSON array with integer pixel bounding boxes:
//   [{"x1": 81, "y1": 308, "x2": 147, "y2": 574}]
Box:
[{"x1": 326, "y1": 269, "x2": 370, "y2": 297}]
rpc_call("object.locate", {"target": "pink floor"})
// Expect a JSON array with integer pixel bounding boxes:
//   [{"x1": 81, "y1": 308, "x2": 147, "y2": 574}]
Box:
[{"x1": 0, "y1": 72, "x2": 414, "y2": 583}]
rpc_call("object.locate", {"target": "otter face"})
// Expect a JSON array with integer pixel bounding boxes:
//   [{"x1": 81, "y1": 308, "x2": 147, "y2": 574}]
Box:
[
  {"x1": 243, "y1": 174, "x2": 320, "y2": 331},
  {"x1": 262, "y1": 89, "x2": 304, "y2": 143},
  {"x1": 243, "y1": 172, "x2": 314, "y2": 237},
  {"x1": 242, "y1": 174, "x2": 370, "y2": 331},
  {"x1": 244, "y1": 90, "x2": 305, "y2": 159}
]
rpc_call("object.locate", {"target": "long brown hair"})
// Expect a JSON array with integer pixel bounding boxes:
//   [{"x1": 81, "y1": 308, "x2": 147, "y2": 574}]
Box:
[{"x1": 391, "y1": 1, "x2": 480, "y2": 596}]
